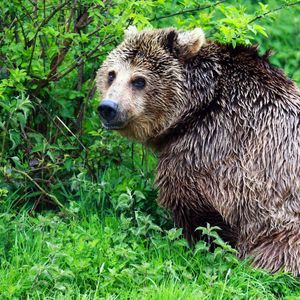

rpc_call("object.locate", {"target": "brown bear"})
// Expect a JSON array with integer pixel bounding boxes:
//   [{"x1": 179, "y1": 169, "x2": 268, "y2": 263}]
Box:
[{"x1": 96, "y1": 27, "x2": 300, "y2": 276}]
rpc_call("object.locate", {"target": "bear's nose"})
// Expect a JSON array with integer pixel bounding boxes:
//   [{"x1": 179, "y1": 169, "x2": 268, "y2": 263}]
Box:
[{"x1": 98, "y1": 100, "x2": 118, "y2": 122}]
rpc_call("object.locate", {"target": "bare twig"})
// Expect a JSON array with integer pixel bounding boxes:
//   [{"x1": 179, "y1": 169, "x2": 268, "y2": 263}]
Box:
[
  {"x1": 30, "y1": 95, "x2": 98, "y2": 181},
  {"x1": 30, "y1": 194, "x2": 42, "y2": 214},
  {"x1": 150, "y1": 0, "x2": 226, "y2": 22},
  {"x1": 30, "y1": 96, "x2": 85, "y2": 150},
  {"x1": 87, "y1": 19, "x2": 112, "y2": 37},
  {"x1": 32, "y1": 0, "x2": 38, "y2": 19},
  {"x1": 13, "y1": 16, "x2": 20, "y2": 43},
  {"x1": 55, "y1": 116, "x2": 87, "y2": 151},
  {"x1": 248, "y1": 1, "x2": 300, "y2": 24},
  {"x1": 76, "y1": 79, "x2": 96, "y2": 135},
  {"x1": 77, "y1": 63, "x2": 84, "y2": 90},
  {"x1": 43, "y1": 0, "x2": 46, "y2": 19},
  {"x1": 13, "y1": 168, "x2": 65, "y2": 208},
  {"x1": 16, "y1": 16, "x2": 29, "y2": 48}
]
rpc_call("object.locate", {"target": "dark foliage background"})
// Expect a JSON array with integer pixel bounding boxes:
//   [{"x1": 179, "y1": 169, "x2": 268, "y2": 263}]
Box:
[{"x1": 0, "y1": 0, "x2": 299, "y2": 216}]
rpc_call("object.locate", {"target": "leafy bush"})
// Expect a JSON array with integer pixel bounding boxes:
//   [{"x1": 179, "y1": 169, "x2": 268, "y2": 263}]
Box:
[
  {"x1": 0, "y1": 0, "x2": 153, "y2": 212},
  {"x1": 0, "y1": 0, "x2": 299, "y2": 216}
]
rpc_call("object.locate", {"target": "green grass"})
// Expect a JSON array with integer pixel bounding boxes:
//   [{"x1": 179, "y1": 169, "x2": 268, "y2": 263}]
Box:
[{"x1": 1, "y1": 208, "x2": 299, "y2": 299}]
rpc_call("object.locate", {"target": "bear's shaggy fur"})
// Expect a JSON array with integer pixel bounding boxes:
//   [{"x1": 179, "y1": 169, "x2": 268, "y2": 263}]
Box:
[{"x1": 96, "y1": 27, "x2": 300, "y2": 275}]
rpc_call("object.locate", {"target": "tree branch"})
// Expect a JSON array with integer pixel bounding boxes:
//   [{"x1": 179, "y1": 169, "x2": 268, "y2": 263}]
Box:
[
  {"x1": 42, "y1": 34, "x2": 113, "y2": 85},
  {"x1": 13, "y1": 168, "x2": 65, "y2": 208},
  {"x1": 248, "y1": 1, "x2": 300, "y2": 24},
  {"x1": 27, "y1": 0, "x2": 72, "y2": 74},
  {"x1": 150, "y1": 0, "x2": 226, "y2": 22},
  {"x1": 17, "y1": 0, "x2": 34, "y2": 21},
  {"x1": 16, "y1": 16, "x2": 29, "y2": 48}
]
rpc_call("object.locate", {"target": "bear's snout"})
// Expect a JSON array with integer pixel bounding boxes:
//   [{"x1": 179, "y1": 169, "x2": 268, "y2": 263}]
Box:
[
  {"x1": 98, "y1": 99, "x2": 126, "y2": 129},
  {"x1": 98, "y1": 99, "x2": 118, "y2": 122}
]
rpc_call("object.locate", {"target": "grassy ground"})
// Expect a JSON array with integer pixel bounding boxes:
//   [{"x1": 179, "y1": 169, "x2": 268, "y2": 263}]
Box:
[{"x1": 1, "y1": 207, "x2": 300, "y2": 299}]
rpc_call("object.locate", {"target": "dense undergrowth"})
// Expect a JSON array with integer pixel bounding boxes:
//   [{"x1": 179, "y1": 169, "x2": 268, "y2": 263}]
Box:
[
  {"x1": 1, "y1": 212, "x2": 300, "y2": 299},
  {"x1": 0, "y1": 0, "x2": 300, "y2": 298}
]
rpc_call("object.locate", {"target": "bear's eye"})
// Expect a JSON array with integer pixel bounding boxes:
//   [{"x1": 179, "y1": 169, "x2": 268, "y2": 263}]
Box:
[
  {"x1": 132, "y1": 77, "x2": 146, "y2": 90},
  {"x1": 108, "y1": 71, "x2": 116, "y2": 85}
]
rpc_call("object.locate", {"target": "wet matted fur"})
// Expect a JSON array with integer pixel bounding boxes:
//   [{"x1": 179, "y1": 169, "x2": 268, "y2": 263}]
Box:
[{"x1": 96, "y1": 27, "x2": 300, "y2": 275}]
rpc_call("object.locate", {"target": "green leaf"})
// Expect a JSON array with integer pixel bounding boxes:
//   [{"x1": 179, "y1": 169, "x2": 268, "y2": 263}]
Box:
[
  {"x1": 9, "y1": 129, "x2": 21, "y2": 150},
  {"x1": 253, "y1": 24, "x2": 268, "y2": 37}
]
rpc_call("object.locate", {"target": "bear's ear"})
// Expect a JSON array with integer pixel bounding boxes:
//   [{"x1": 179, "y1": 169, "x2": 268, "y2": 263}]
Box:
[
  {"x1": 124, "y1": 25, "x2": 138, "y2": 39},
  {"x1": 165, "y1": 30, "x2": 177, "y2": 53},
  {"x1": 176, "y1": 28, "x2": 205, "y2": 59}
]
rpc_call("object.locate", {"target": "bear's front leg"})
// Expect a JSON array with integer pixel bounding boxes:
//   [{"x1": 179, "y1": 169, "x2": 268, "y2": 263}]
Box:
[{"x1": 239, "y1": 226, "x2": 300, "y2": 276}]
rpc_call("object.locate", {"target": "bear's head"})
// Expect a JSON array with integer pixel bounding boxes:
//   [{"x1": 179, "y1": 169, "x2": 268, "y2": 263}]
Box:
[{"x1": 96, "y1": 27, "x2": 205, "y2": 142}]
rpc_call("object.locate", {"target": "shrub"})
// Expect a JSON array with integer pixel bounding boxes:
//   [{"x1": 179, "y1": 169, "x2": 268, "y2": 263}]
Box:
[{"x1": 0, "y1": 0, "x2": 299, "y2": 216}]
